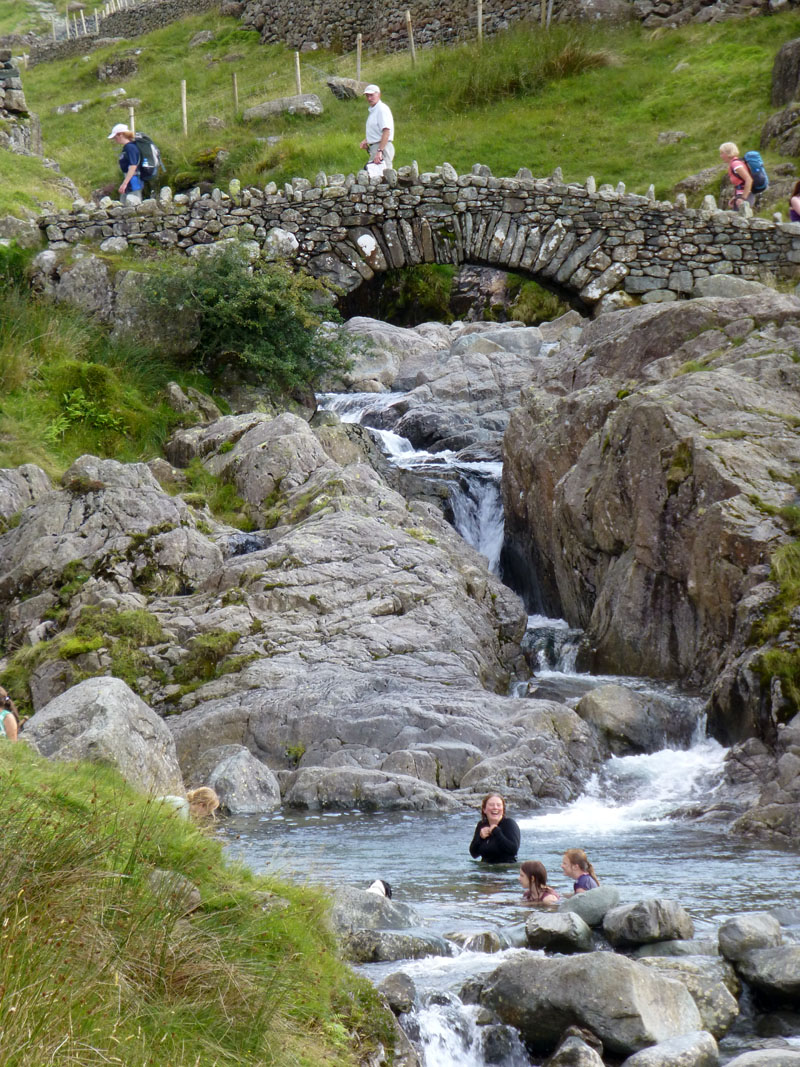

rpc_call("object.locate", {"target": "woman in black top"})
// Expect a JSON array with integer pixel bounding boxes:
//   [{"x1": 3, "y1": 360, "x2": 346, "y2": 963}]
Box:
[{"x1": 469, "y1": 793, "x2": 520, "y2": 863}]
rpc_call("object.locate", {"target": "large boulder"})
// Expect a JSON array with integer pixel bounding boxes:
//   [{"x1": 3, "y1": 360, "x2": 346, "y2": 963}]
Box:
[
  {"x1": 339, "y1": 928, "x2": 453, "y2": 963},
  {"x1": 718, "y1": 912, "x2": 783, "y2": 962},
  {"x1": 23, "y1": 676, "x2": 184, "y2": 795},
  {"x1": 524, "y1": 910, "x2": 594, "y2": 953},
  {"x1": 329, "y1": 885, "x2": 421, "y2": 932},
  {"x1": 724, "y1": 1051, "x2": 800, "y2": 1066},
  {"x1": 603, "y1": 899, "x2": 695, "y2": 948},
  {"x1": 560, "y1": 884, "x2": 620, "y2": 927},
  {"x1": 188, "y1": 744, "x2": 281, "y2": 814},
  {"x1": 480, "y1": 951, "x2": 702, "y2": 1056},
  {"x1": 735, "y1": 946, "x2": 800, "y2": 1006}
]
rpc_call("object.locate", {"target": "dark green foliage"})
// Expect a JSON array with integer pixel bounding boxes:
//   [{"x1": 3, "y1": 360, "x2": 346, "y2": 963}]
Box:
[
  {"x1": 378, "y1": 265, "x2": 456, "y2": 325},
  {"x1": 173, "y1": 629, "x2": 242, "y2": 684},
  {"x1": 143, "y1": 245, "x2": 349, "y2": 394}
]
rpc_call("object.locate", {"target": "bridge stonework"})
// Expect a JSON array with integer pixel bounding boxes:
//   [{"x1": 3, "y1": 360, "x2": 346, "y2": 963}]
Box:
[{"x1": 38, "y1": 164, "x2": 800, "y2": 306}]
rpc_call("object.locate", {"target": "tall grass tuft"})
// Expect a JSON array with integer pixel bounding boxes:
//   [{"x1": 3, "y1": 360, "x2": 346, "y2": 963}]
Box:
[
  {"x1": 425, "y1": 25, "x2": 614, "y2": 110},
  {"x1": 0, "y1": 743, "x2": 392, "y2": 1067}
]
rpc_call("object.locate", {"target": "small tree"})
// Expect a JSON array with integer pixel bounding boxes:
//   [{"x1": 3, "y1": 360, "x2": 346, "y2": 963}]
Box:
[{"x1": 145, "y1": 244, "x2": 348, "y2": 394}]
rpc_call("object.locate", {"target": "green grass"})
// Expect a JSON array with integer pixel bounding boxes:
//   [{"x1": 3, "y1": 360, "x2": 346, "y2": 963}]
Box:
[
  {"x1": 0, "y1": 742, "x2": 393, "y2": 1067},
  {"x1": 0, "y1": 276, "x2": 182, "y2": 476},
  {"x1": 17, "y1": 10, "x2": 800, "y2": 205},
  {"x1": 0, "y1": 149, "x2": 74, "y2": 217},
  {"x1": 0, "y1": 0, "x2": 49, "y2": 37}
]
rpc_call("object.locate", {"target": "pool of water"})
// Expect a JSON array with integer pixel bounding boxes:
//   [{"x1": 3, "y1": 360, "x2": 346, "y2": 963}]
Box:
[{"x1": 219, "y1": 740, "x2": 800, "y2": 938}]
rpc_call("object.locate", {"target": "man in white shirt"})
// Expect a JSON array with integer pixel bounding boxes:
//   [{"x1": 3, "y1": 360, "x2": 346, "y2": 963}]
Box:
[{"x1": 359, "y1": 84, "x2": 395, "y2": 168}]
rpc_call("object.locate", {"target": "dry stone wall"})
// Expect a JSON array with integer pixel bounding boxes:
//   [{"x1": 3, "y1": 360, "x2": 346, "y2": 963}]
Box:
[
  {"x1": 239, "y1": 0, "x2": 790, "y2": 51},
  {"x1": 38, "y1": 164, "x2": 800, "y2": 305}
]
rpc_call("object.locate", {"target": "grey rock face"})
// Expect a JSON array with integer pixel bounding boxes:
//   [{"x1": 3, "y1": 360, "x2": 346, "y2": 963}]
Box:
[
  {"x1": 718, "y1": 912, "x2": 783, "y2": 962},
  {"x1": 603, "y1": 899, "x2": 695, "y2": 947},
  {"x1": 192, "y1": 744, "x2": 282, "y2": 813},
  {"x1": 736, "y1": 946, "x2": 800, "y2": 1005},
  {"x1": 23, "y1": 676, "x2": 185, "y2": 795},
  {"x1": 560, "y1": 884, "x2": 620, "y2": 927},
  {"x1": 575, "y1": 684, "x2": 695, "y2": 754},
  {"x1": 501, "y1": 293, "x2": 800, "y2": 749},
  {"x1": 619, "y1": 1030, "x2": 719, "y2": 1067},
  {"x1": 377, "y1": 971, "x2": 416, "y2": 1014},
  {"x1": 480, "y1": 951, "x2": 702, "y2": 1056},
  {"x1": 772, "y1": 37, "x2": 800, "y2": 107},
  {"x1": 0, "y1": 464, "x2": 52, "y2": 521},
  {"x1": 524, "y1": 910, "x2": 594, "y2": 953}
]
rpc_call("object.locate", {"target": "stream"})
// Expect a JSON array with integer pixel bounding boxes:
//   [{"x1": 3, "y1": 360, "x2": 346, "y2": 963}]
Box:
[{"x1": 219, "y1": 389, "x2": 800, "y2": 1066}]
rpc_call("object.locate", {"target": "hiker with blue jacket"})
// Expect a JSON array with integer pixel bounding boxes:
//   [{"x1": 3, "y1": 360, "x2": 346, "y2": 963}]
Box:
[
  {"x1": 719, "y1": 142, "x2": 753, "y2": 211},
  {"x1": 108, "y1": 123, "x2": 144, "y2": 205}
]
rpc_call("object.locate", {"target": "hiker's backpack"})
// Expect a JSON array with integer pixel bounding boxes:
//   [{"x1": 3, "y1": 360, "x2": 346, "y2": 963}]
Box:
[
  {"x1": 133, "y1": 132, "x2": 163, "y2": 181},
  {"x1": 743, "y1": 150, "x2": 769, "y2": 194}
]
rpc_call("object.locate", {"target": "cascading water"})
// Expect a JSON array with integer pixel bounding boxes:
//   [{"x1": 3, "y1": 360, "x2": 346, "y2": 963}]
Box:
[{"x1": 318, "y1": 392, "x2": 505, "y2": 575}]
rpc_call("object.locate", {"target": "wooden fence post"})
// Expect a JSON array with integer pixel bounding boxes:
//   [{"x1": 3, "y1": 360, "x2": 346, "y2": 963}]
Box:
[
  {"x1": 356, "y1": 32, "x2": 362, "y2": 82},
  {"x1": 294, "y1": 51, "x2": 302, "y2": 95},
  {"x1": 232, "y1": 71, "x2": 239, "y2": 113},
  {"x1": 128, "y1": 105, "x2": 135, "y2": 132},
  {"x1": 51, "y1": 17, "x2": 56, "y2": 39},
  {"x1": 405, "y1": 10, "x2": 415, "y2": 66},
  {"x1": 181, "y1": 79, "x2": 188, "y2": 136},
  {"x1": 80, "y1": 10, "x2": 87, "y2": 33},
  {"x1": 477, "y1": 0, "x2": 482, "y2": 46}
]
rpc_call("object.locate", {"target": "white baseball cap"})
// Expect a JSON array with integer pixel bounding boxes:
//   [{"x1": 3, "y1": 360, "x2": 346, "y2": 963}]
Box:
[
  {"x1": 107, "y1": 123, "x2": 131, "y2": 138},
  {"x1": 363, "y1": 84, "x2": 380, "y2": 94}
]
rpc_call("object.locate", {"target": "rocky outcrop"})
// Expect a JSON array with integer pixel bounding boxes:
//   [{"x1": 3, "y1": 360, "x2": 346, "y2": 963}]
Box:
[
  {"x1": 502, "y1": 290, "x2": 800, "y2": 745},
  {"x1": 772, "y1": 37, "x2": 800, "y2": 108},
  {"x1": 4, "y1": 403, "x2": 604, "y2": 812}
]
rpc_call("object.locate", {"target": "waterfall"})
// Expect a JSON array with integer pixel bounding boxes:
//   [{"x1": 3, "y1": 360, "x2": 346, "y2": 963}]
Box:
[{"x1": 318, "y1": 393, "x2": 505, "y2": 574}]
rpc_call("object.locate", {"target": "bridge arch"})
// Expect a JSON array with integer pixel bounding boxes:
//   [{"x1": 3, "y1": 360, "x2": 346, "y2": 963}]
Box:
[{"x1": 40, "y1": 163, "x2": 800, "y2": 307}]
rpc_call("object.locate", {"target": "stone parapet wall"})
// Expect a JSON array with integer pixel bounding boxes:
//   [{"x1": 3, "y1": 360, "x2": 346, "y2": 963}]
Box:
[
  {"x1": 37, "y1": 164, "x2": 800, "y2": 305},
  {"x1": 27, "y1": 0, "x2": 219, "y2": 67}
]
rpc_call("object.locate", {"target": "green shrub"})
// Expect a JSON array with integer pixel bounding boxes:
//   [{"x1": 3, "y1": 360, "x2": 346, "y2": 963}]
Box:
[
  {"x1": 507, "y1": 275, "x2": 570, "y2": 324},
  {"x1": 143, "y1": 245, "x2": 349, "y2": 394},
  {"x1": 378, "y1": 264, "x2": 456, "y2": 324}
]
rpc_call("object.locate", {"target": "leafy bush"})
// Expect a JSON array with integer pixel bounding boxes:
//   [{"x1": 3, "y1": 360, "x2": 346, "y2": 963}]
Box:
[
  {"x1": 143, "y1": 245, "x2": 349, "y2": 394},
  {"x1": 377, "y1": 264, "x2": 456, "y2": 325}
]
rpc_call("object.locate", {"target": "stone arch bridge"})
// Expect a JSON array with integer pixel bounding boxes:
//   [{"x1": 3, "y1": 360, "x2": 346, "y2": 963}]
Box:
[{"x1": 39, "y1": 162, "x2": 800, "y2": 307}]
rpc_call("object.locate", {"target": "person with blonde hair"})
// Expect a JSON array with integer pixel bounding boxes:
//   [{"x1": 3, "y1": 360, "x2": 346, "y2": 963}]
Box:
[
  {"x1": 108, "y1": 123, "x2": 144, "y2": 205},
  {"x1": 186, "y1": 786, "x2": 220, "y2": 819},
  {"x1": 719, "y1": 142, "x2": 753, "y2": 211},
  {"x1": 561, "y1": 848, "x2": 599, "y2": 894}
]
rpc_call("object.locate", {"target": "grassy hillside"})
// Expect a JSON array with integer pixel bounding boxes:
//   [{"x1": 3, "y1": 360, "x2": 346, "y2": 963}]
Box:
[
  {"x1": 0, "y1": 741, "x2": 392, "y2": 1067},
  {"x1": 14, "y1": 9, "x2": 800, "y2": 210}
]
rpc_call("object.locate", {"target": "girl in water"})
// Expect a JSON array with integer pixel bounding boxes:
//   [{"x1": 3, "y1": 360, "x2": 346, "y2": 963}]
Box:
[
  {"x1": 561, "y1": 848, "x2": 599, "y2": 894},
  {"x1": 519, "y1": 860, "x2": 560, "y2": 904},
  {"x1": 468, "y1": 793, "x2": 520, "y2": 864}
]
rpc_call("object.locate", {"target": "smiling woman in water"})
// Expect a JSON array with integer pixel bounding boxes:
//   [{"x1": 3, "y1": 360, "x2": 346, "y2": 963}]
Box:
[{"x1": 469, "y1": 792, "x2": 520, "y2": 863}]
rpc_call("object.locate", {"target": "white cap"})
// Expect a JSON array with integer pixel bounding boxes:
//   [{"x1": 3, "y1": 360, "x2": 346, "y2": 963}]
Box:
[
  {"x1": 363, "y1": 84, "x2": 380, "y2": 94},
  {"x1": 108, "y1": 123, "x2": 131, "y2": 138}
]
